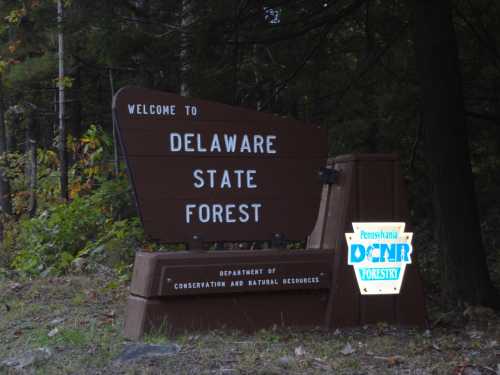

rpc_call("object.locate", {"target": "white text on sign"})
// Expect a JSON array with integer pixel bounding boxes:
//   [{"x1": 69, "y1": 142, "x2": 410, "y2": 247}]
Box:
[
  {"x1": 168, "y1": 132, "x2": 277, "y2": 225},
  {"x1": 169, "y1": 133, "x2": 277, "y2": 154}
]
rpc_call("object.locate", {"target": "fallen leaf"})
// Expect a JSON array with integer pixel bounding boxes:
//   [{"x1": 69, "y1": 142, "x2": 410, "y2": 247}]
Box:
[
  {"x1": 311, "y1": 357, "x2": 329, "y2": 370},
  {"x1": 467, "y1": 330, "x2": 483, "y2": 339},
  {"x1": 85, "y1": 290, "x2": 97, "y2": 301},
  {"x1": 294, "y1": 346, "x2": 306, "y2": 357},
  {"x1": 386, "y1": 355, "x2": 404, "y2": 367},
  {"x1": 374, "y1": 355, "x2": 404, "y2": 367}
]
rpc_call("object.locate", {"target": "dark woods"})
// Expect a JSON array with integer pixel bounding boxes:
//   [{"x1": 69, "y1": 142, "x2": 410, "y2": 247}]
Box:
[{"x1": 0, "y1": 0, "x2": 499, "y2": 308}]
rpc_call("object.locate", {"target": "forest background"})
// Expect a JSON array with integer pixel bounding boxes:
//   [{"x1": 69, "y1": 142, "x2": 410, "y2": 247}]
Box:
[{"x1": 0, "y1": 0, "x2": 499, "y2": 310}]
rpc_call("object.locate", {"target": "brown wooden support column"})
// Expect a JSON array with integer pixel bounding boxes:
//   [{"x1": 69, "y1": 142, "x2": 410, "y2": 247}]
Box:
[{"x1": 308, "y1": 154, "x2": 427, "y2": 328}]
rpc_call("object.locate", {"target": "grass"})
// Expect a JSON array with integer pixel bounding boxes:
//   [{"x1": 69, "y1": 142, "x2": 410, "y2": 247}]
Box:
[{"x1": 1, "y1": 273, "x2": 499, "y2": 374}]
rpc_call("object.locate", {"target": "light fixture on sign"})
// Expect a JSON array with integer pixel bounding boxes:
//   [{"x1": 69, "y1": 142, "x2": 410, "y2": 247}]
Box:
[{"x1": 345, "y1": 222, "x2": 413, "y2": 295}]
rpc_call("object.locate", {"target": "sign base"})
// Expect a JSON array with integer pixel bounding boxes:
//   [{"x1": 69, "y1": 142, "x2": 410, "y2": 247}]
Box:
[{"x1": 124, "y1": 249, "x2": 333, "y2": 338}]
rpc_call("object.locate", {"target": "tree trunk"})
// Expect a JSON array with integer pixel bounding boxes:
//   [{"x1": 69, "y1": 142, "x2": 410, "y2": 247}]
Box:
[
  {"x1": 71, "y1": 64, "x2": 82, "y2": 139},
  {"x1": 252, "y1": 44, "x2": 263, "y2": 111},
  {"x1": 414, "y1": 0, "x2": 499, "y2": 308},
  {"x1": 179, "y1": 0, "x2": 194, "y2": 97},
  {"x1": 0, "y1": 83, "x2": 12, "y2": 217},
  {"x1": 58, "y1": 0, "x2": 68, "y2": 200},
  {"x1": 26, "y1": 111, "x2": 37, "y2": 217},
  {"x1": 362, "y1": 0, "x2": 378, "y2": 152},
  {"x1": 109, "y1": 68, "x2": 120, "y2": 175}
]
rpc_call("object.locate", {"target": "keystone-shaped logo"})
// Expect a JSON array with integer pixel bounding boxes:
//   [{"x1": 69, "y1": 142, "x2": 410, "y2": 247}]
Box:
[{"x1": 345, "y1": 222, "x2": 413, "y2": 295}]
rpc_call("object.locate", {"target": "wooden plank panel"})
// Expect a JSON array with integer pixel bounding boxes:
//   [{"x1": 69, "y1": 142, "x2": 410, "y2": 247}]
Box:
[
  {"x1": 157, "y1": 262, "x2": 331, "y2": 296},
  {"x1": 120, "y1": 124, "x2": 326, "y2": 158},
  {"x1": 114, "y1": 86, "x2": 318, "y2": 126},
  {"x1": 357, "y1": 158, "x2": 396, "y2": 324},
  {"x1": 130, "y1": 250, "x2": 334, "y2": 297},
  {"x1": 128, "y1": 157, "x2": 323, "y2": 198},
  {"x1": 124, "y1": 290, "x2": 330, "y2": 338},
  {"x1": 324, "y1": 158, "x2": 359, "y2": 327},
  {"x1": 139, "y1": 197, "x2": 321, "y2": 242}
]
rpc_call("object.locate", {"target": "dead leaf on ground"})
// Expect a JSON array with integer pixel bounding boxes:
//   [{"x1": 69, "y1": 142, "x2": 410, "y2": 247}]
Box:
[
  {"x1": 311, "y1": 357, "x2": 329, "y2": 370},
  {"x1": 294, "y1": 345, "x2": 306, "y2": 357},
  {"x1": 431, "y1": 342, "x2": 441, "y2": 351},
  {"x1": 374, "y1": 355, "x2": 404, "y2": 367},
  {"x1": 467, "y1": 330, "x2": 483, "y2": 339}
]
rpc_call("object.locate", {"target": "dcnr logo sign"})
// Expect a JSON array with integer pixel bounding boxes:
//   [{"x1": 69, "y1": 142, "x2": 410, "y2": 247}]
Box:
[{"x1": 345, "y1": 222, "x2": 413, "y2": 295}]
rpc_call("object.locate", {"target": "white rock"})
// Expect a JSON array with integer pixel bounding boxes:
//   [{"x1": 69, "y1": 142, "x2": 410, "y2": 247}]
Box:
[
  {"x1": 2, "y1": 347, "x2": 52, "y2": 370},
  {"x1": 47, "y1": 327, "x2": 59, "y2": 337},
  {"x1": 294, "y1": 346, "x2": 306, "y2": 357},
  {"x1": 340, "y1": 342, "x2": 355, "y2": 356}
]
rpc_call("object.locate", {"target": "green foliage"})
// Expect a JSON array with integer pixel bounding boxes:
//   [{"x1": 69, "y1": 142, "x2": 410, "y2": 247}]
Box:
[
  {"x1": 12, "y1": 195, "x2": 105, "y2": 274},
  {"x1": 10, "y1": 176, "x2": 143, "y2": 275},
  {"x1": 3, "y1": 54, "x2": 56, "y2": 89}
]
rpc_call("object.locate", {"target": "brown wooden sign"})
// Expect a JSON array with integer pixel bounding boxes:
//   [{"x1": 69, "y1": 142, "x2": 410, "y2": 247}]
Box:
[
  {"x1": 113, "y1": 87, "x2": 327, "y2": 243},
  {"x1": 123, "y1": 154, "x2": 427, "y2": 339}
]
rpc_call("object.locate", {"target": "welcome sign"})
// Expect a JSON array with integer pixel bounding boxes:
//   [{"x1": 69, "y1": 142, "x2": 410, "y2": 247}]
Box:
[
  {"x1": 345, "y1": 222, "x2": 413, "y2": 295},
  {"x1": 114, "y1": 87, "x2": 327, "y2": 243}
]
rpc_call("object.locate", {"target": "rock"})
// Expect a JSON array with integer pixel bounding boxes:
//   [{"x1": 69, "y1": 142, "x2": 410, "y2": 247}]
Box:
[
  {"x1": 1, "y1": 347, "x2": 52, "y2": 370},
  {"x1": 277, "y1": 356, "x2": 294, "y2": 368},
  {"x1": 114, "y1": 343, "x2": 181, "y2": 364},
  {"x1": 48, "y1": 318, "x2": 65, "y2": 327},
  {"x1": 47, "y1": 327, "x2": 59, "y2": 337},
  {"x1": 340, "y1": 342, "x2": 355, "y2": 356}
]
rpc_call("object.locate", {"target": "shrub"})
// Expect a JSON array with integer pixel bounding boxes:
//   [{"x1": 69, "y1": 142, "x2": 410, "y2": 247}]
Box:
[{"x1": 10, "y1": 175, "x2": 143, "y2": 276}]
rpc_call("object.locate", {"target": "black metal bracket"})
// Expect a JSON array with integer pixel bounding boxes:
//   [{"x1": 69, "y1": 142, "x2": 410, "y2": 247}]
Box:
[
  {"x1": 187, "y1": 234, "x2": 204, "y2": 251},
  {"x1": 319, "y1": 167, "x2": 339, "y2": 185},
  {"x1": 271, "y1": 233, "x2": 286, "y2": 249}
]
